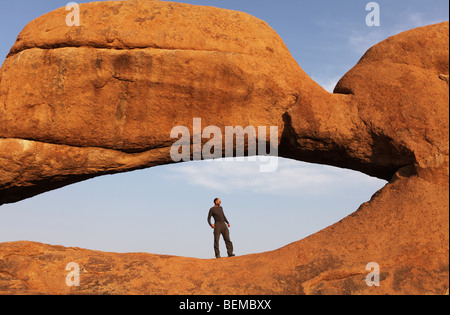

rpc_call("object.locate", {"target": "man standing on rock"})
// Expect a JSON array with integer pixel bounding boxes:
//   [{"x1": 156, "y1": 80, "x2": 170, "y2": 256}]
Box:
[{"x1": 208, "y1": 198, "x2": 235, "y2": 259}]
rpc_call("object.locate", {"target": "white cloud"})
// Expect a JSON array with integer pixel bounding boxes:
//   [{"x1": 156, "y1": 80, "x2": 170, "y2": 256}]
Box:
[
  {"x1": 348, "y1": 30, "x2": 386, "y2": 55},
  {"x1": 393, "y1": 12, "x2": 443, "y2": 34},
  {"x1": 313, "y1": 76, "x2": 341, "y2": 93},
  {"x1": 164, "y1": 157, "x2": 386, "y2": 196},
  {"x1": 348, "y1": 12, "x2": 444, "y2": 55}
]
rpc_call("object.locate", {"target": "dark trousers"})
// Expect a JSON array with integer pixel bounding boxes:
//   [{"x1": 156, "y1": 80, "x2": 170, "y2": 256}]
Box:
[{"x1": 213, "y1": 222, "x2": 233, "y2": 258}]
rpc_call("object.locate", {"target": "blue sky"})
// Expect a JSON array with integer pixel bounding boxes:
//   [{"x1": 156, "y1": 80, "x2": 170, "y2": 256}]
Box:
[{"x1": 0, "y1": 1, "x2": 448, "y2": 259}]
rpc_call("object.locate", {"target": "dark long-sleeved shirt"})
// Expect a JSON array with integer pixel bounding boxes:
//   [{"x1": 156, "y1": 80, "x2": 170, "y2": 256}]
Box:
[{"x1": 207, "y1": 206, "x2": 230, "y2": 227}]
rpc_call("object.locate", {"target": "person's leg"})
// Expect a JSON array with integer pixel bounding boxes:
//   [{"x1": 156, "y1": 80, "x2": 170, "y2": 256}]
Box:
[
  {"x1": 222, "y1": 226, "x2": 234, "y2": 257},
  {"x1": 213, "y1": 226, "x2": 221, "y2": 258}
]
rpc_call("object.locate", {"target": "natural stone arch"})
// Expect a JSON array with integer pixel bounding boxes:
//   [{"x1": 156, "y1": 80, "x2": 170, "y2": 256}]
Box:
[{"x1": 0, "y1": 1, "x2": 448, "y2": 294}]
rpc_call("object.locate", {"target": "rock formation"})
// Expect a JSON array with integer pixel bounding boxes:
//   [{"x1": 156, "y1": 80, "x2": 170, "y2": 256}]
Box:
[{"x1": 0, "y1": 0, "x2": 448, "y2": 295}]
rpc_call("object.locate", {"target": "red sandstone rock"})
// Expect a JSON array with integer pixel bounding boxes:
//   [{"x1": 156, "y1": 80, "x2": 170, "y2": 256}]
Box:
[{"x1": 0, "y1": 1, "x2": 448, "y2": 295}]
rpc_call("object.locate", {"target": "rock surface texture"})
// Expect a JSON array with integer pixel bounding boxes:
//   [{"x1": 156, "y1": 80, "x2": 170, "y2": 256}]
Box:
[{"x1": 0, "y1": 1, "x2": 448, "y2": 295}]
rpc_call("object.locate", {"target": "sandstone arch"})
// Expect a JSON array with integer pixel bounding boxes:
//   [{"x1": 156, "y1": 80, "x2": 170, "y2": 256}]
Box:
[{"x1": 0, "y1": 1, "x2": 448, "y2": 294}]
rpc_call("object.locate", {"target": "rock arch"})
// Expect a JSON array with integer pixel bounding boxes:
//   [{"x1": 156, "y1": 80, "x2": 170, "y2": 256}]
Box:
[{"x1": 0, "y1": 1, "x2": 448, "y2": 294}]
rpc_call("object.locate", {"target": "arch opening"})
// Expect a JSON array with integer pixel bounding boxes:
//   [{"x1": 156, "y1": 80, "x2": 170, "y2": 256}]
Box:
[{"x1": 0, "y1": 157, "x2": 387, "y2": 259}]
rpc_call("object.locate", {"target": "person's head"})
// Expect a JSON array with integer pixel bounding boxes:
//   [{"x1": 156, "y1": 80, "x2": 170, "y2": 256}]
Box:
[{"x1": 214, "y1": 198, "x2": 221, "y2": 206}]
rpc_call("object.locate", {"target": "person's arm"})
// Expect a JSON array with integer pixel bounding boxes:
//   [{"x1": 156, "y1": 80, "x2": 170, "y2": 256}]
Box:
[
  {"x1": 207, "y1": 209, "x2": 214, "y2": 228},
  {"x1": 223, "y1": 209, "x2": 230, "y2": 226}
]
